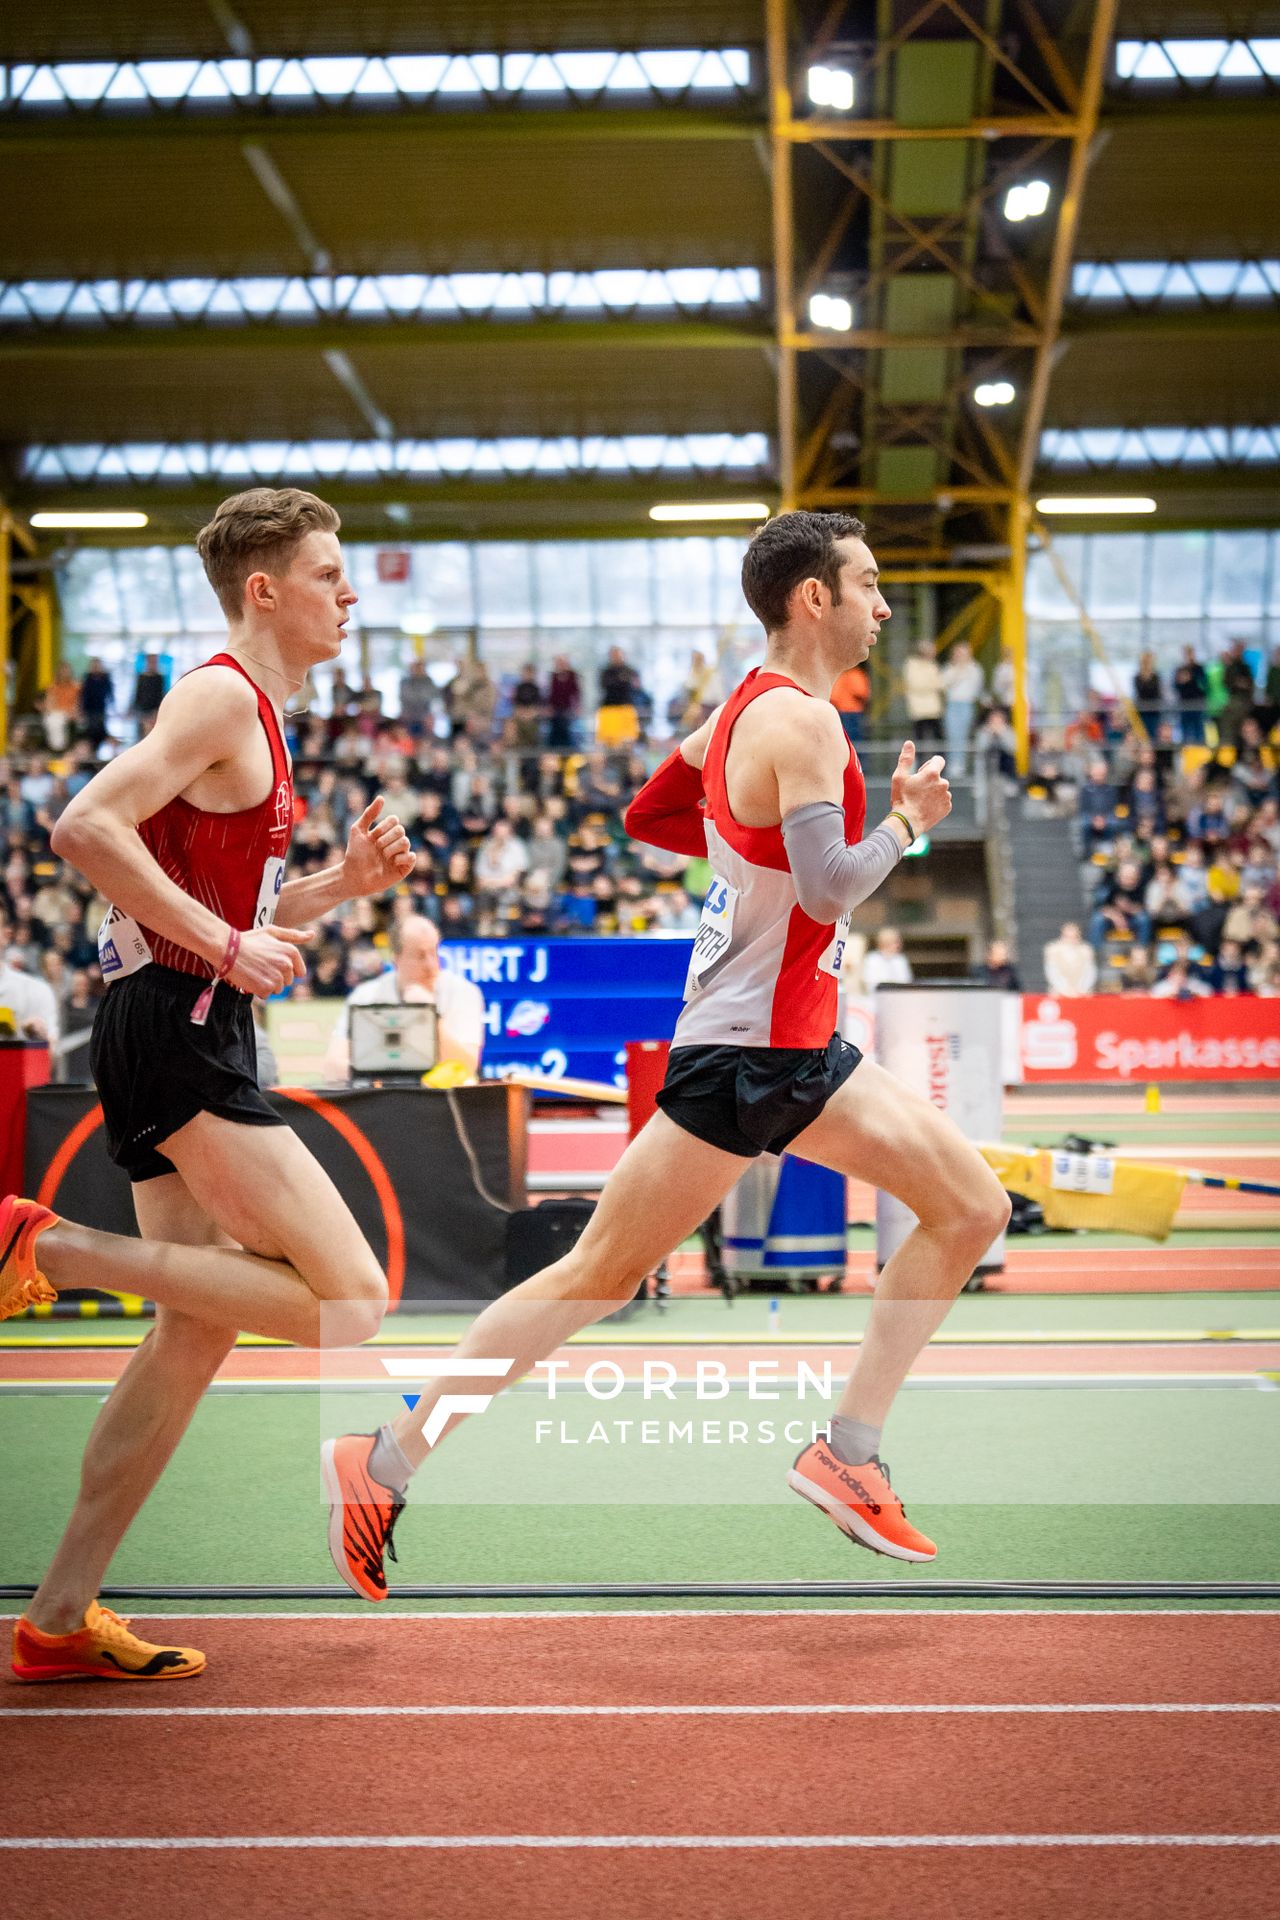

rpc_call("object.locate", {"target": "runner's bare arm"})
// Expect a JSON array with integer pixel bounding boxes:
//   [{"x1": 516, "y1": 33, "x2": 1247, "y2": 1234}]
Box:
[
  {"x1": 676, "y1": 704, "x2": 724, "y2": 772},
  {"x1": 623, "y1": 705, "x2": 725, "y2": 856},
  {"x1": 276, "y1": 797, "x2": 414, "y2": 924},
  {"x1": 51, "y1": 671, "x2": 307, "y2": 993},
  {"x1": 770, "y1": 692, "x2": 854, "y2": 815}
]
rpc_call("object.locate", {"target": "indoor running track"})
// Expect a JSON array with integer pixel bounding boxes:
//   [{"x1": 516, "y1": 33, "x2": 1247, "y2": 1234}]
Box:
[{"x1": 3, "y1": 1609, "x2": 1278, "y2": 1919}]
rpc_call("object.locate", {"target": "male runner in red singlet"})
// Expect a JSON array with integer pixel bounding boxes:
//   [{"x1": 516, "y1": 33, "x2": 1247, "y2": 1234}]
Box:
[
  {"x1": 324, "y1": 510, "x2": 1010, "y2": 1597},
  {"x1": 2, "y1": 488, "x2": 414, "y2": 1679}
]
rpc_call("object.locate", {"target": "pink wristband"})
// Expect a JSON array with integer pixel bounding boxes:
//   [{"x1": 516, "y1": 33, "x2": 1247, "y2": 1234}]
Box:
[
  {"x1": 215, "y1": 927, "x2": 242, "y2": 979},
  {"x1": 190, "y1": 928, "x2": 241, "y2": 1026}
]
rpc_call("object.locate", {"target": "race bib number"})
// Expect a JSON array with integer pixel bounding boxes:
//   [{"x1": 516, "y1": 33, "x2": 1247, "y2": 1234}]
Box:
[
  {"x1": 1050, "y1": 1150, "x2": 1115, "y2": 1196},
  {"x1": 817, "y1": 911, "x2": 853, "y2": 980},
  {"x1": 685, "y1": 877, "x2": 739, "y2": 991},
  {"x1": 253, "y1": 856, "x2": 286, "y2": 930},
  {"x1": 97, "y1": 905, "x2": 153, "y2": 981}
]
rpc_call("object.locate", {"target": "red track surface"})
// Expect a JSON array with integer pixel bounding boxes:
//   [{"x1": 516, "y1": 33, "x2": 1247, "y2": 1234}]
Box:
[
  {"x1": 3, "y1": 1614, "x2": 1277, "y2": 1918},
  {"x1": 4, "y1": 1847, "x2": 1275, "y2": 1920},
  {"x1": 660, "y1": 1245, "x2": 1280, "y2": 1294}
]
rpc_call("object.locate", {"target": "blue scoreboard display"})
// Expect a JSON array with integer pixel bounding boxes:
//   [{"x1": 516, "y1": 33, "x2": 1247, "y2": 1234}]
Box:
[{"x1": 440, "y1": 936, "x2": 693, "y2": 1087}]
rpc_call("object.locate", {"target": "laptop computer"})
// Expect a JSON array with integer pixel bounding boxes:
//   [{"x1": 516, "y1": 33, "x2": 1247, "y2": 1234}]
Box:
[{"x1": 348, "y1": 1002, "x2": 439, "y2": 1077}]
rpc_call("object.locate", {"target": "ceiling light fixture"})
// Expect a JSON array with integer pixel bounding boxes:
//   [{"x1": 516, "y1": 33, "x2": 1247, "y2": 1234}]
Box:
[
  {"x1": 1035, "y1": 496, "x2": 1158, "y2": 515},
  {"x1": 974, "y1": 381, "x2": 1016, "y2": 407},
  {"x1": 807, "y1": 65, "x2": 855, "y2": 111},
  {"x1": 1004, "y1": 179, "x2": 1052, "y2": 222},
  {"x1": 649, "y1": 501, "x2": 771, "y2": 522},
  {"x1": 29, "y1": 510, "x2": 149, "y2": 530},
  {"x1": 809, "y1": 292, "x2": 854, "y2": 331}
]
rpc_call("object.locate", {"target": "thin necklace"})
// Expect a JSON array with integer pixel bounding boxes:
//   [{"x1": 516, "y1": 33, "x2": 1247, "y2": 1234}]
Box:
[{"x1": 223, "y1": 647, "x2": 312, "y2": 717}]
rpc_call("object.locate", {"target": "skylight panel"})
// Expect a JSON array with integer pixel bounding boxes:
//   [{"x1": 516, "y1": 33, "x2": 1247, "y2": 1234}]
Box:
[
  {"x1": 548, "y1": 53, "x2": 616, "y2": 92},
  {"x1": 19, "y1": 66, "x2": 66, "y2": 103},
  {"x1": 55, "y1": 62, "x2": 115, "y2": 101},
  {"x1": 639, "y1": 51, "x2": 703, "y2": 89},
  {"x1": 1166, "y1": 40, "x2": 1228, "y2": 78},
  {"x1": 384, "y1": 56, "x2": 449, "y2": 94},
  {"x1": 0, "y1": 266, "x2": 762, "y2": 332},
  {"x1": 269, "y1": 59, "x2": 317, "y2": 97},
  {"x1": 1115, "y1": 38, "x2": 1280, "y2": 82},
  {"x1": 102, "y1": 67, "x2": 148, "y2": 102},
  {"x1": 5, "y1": 48, "x2": 752, "y2": 112},
  {"x1": 21, "y1": 435, "x2": 770, "y2": 483},
  {"x1": 351, "y1": 59, "x2": 397, "y2": 95},
  {"x1": 1071, "y1": 259, "x2": 1280, "y2": 306},
  {"x1": 135, "y1": 61, "x2": 201, "y2": 99},
  {"x1": 1039, "y1": 426, "x2": 1280, "y2": 467}
]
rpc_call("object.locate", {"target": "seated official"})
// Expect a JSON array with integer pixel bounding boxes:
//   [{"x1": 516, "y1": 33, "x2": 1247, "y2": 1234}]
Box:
[
  {"x1": 0, "y1": 921, "x2": 60, "y2": 1047},
  {"x1": 323, "y1": 914, "x2": 485, "y2": 1083}
]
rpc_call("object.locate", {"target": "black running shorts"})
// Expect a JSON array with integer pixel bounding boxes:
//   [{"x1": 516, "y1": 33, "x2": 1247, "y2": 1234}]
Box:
[
  {"x1": 654, "y1": 1034, "x2": 862, "y2": 1159},
  {"x1": 90, "y1": 964, "x2": 285, "y2": 1183}
]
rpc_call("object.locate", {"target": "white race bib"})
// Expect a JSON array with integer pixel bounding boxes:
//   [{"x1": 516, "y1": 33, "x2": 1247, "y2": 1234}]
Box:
[
  {"x1": 817, "y1": 911, "x2": 853, "y2": 980},
  {"x1": 685, "y1": 877, "x2": 739, "y2": 992},
  {"x1": 253, "y1": 855, "x2": 286, "y2": 929},
  {"x1": 1050, "y1": 1150, "x2": 1115, "y2": 1196},
  {"x1": 97, "y1": 904, "x2": 153, "y2": 981}
]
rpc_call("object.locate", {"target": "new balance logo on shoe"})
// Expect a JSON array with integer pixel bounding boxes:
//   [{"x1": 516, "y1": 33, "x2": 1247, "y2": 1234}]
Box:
[{"x1": 813, "y1": 1443, "x2": 882, "y2": 1513}]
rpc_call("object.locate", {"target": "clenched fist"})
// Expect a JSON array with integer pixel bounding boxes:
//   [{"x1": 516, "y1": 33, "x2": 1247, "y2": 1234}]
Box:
[
  {"x1": 890, "y1": 740, "x2": 952, "y2": 836},
  {"x1": 228, "y1": 925, "x2": 309, "y2": 998}
]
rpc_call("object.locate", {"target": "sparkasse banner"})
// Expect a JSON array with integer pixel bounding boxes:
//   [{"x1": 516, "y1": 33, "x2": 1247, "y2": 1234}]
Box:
[{"x1": 1018, "y1": 995, "x2": 1280, "y2": 1083}]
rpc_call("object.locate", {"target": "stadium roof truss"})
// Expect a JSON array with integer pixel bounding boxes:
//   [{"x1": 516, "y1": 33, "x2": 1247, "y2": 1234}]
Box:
[{"x1": 2, "y1": 0, "x2": 1280, "y2": 753}]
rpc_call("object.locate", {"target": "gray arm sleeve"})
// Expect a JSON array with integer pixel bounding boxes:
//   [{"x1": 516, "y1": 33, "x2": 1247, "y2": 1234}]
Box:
[{"x1": 781, "y1": 800, "x2": 904, "y2": 923}]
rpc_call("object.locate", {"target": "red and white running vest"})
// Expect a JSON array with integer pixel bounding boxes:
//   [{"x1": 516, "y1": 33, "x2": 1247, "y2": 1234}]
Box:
[
  {"x1": 673, "y1": 667, "x2": 866, "y2": 1050},
  {"x1": 96, "y1": 654, "x2": 294, "y2": 984}
]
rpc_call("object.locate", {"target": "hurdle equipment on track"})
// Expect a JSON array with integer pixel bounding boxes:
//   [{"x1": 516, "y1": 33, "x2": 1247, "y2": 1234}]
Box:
[{"x1": 983, "y1": 1143, "x2": 1280, "y2": 1241}]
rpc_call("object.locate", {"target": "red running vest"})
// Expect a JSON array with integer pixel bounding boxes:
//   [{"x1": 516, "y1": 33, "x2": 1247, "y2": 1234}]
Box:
[
  {"x1": 673, "y1": 667, "x2": 868, "y2": 1050},
  {"x1": 97, "y1": 654, "x2": 294, "y2": 984}
]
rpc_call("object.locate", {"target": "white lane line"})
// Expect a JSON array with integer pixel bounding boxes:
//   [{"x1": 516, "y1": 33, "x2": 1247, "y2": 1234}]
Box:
[
  {"x1": 3, "y1": 1834, "x2": 1278, "y2": 1851},
  {"x1": 8, "y1": 1374, "x2": 1272, "y2": 1396},
  {"x1": 4, "y1": 1703, "x2": 1277, "y2": 1719},
  {"x1": 2, "y1": 1609, "x2": 1275, "y2": 1622}
]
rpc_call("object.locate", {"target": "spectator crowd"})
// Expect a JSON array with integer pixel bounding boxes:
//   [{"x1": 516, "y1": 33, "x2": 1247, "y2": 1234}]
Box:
[
  {"x1": 2, "y1": 646, "x2": 712, "y2": 1071},
  {"x1": 3, "y1": 632, "x2": 1277, "y2": 1081},
  {"x1": 1036, "y1": 641, "x2": 1280, "y2": 999}
]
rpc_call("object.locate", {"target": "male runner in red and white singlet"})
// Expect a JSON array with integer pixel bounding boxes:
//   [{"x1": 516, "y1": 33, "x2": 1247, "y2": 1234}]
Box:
[
  {"x1": 323, "y1": 510, "x2": 1010, "y2": 1595},
  {"x1": 2, "y1": 488, "x2": 413, "y2": 1679}
]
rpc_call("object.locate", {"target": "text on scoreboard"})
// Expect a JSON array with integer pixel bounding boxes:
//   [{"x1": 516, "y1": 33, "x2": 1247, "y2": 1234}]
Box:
[{"x1": 440, "y1": 936, "x2": 692, "y2": 1085}]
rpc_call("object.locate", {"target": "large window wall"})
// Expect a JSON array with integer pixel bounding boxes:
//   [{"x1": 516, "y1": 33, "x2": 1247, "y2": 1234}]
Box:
[
  {"x1": 57, "y1": 535, "x2": 762, "y2": 729},
  {"x1": 1028, "y1": 529, "x2": 1278, "y2": 729},
  {"x1": 53, "y1": 526, "x2": 1280, "y2": 738}
]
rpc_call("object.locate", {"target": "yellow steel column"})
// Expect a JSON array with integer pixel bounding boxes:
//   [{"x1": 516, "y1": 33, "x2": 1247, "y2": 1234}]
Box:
[
  {"x1": 34, "y1": 585, "x2": 54, "y2": 690},
  {"x1": 0, "y1": 512, "x2": 10, "y2": 757},
  {"x1": 1006, "y1": 500, "x2": 1031, "y2": 775},
  {"x1": 1017, "y1": 0, "x2": 1120, "y2": 494},
  {"x1": 765, "y1": 0, "x2": 799, "y2": 509}
]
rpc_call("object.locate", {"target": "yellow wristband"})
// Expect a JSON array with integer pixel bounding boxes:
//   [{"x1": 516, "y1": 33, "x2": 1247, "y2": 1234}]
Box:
[{"x1": 887, "y1": 809, "x2": 916, "y2": 845}]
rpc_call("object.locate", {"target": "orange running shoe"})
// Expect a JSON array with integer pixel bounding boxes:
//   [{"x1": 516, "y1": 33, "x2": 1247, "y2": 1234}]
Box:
[
  {"x1": 321, "y1": 1433, "x2": 405, "y2": 1602},
  {"x1": 11, "y1": 1603, "x2": 205, "y2": 1682},
  {"x1": 787, "y1": 1439, "x2": 937, "y2": 1562},
  {"x1": 0, "y1": 1194, "x2": 58, "y2": 1323}
]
